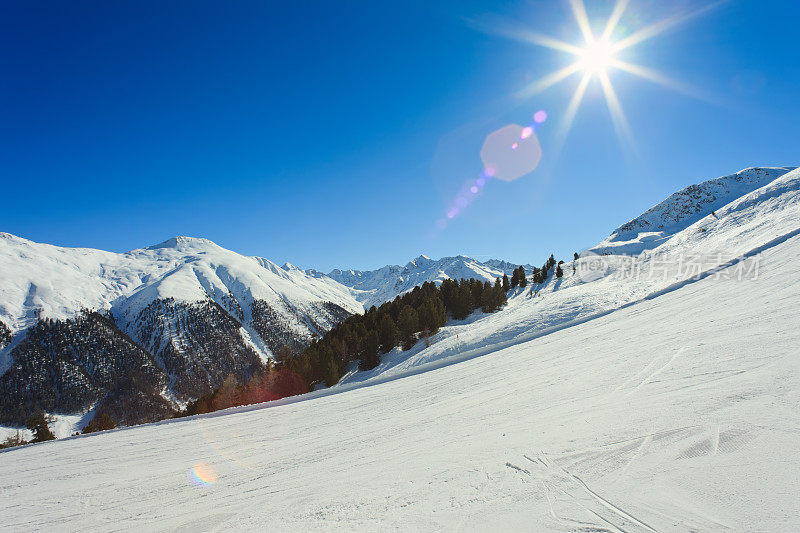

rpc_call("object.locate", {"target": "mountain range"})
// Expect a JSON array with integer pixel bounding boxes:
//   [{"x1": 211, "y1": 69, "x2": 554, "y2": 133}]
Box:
[{"x1": 0, "y1": 233, "x2": 529, "y2": 427}]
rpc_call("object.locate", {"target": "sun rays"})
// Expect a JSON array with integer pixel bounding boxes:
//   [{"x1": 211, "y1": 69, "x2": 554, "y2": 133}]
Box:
[{"x1": 509, "y1": 0, "x2": 724, "y2": 150}]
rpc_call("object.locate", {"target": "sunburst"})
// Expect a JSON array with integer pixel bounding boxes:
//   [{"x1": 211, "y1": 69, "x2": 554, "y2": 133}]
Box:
[{"x1": 511, "y1": 0, "x2": 723, "y2": 150}]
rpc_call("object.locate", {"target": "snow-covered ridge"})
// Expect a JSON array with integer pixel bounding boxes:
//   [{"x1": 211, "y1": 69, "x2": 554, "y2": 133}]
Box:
[
  {"x1": 0, "y1": 233, "x2": 361, "y2": 336},
  {"x1": 591, "y1": 166, "x2": 795, "y2": 255},
  {"x1": 327, "y1": 255, "x2": 535, "y2": 308}
]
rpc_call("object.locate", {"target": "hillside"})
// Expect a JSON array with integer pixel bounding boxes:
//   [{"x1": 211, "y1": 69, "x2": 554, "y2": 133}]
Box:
[
  {"x1": 591, "y1": 166, "x2": 795, "y2": 255},
  {"x1": 331, "y1": 166, "x2": 799, "y2": 385},
  {"x1": 1, "y1": 166, "x2": 797, "y2": 530},
  {"x1": 0, "y1": 235, "x2": 361, "y2": 425}
]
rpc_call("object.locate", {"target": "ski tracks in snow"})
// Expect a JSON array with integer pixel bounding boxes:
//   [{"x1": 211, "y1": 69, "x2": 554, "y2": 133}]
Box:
[
  {"x1": 512, "y1": 452, "x2": 657, "y2": 533},
  {"x1": 506, "y1": 439, "x2": 735, "y2": 532},
  {"x1": 613, "y1": 347, "x2": 686, "y2": 397}
]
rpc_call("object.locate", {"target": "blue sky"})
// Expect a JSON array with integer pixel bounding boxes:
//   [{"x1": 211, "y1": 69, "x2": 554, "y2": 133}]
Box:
[{"x1": 1, "y1": 0, "x2": 798, "y2": 271}]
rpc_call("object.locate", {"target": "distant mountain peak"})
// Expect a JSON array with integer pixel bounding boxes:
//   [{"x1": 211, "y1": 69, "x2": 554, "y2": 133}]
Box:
[{"x1": 328, "y1": 253, "x2": 534, "y2": 307}]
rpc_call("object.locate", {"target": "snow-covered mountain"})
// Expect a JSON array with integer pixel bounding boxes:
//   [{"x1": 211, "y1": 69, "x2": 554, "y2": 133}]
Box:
[
  {"x1": 591, "y1": 166, "x2": 795, "y2": 255},
  {"x1": 328, "y1": 255, "x2": 535, "y2": 308},
  {"x1": 0, "y1": 235, "x2": 361, "y2": 425}
]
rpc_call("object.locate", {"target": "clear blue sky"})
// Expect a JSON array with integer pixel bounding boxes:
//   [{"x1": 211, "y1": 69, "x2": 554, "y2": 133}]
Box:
[{"x1": 1, "y1": 1, "x2": 798, "y2": 271}]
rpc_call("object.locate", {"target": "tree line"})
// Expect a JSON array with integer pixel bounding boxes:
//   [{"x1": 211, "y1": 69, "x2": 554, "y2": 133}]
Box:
[{"x1": 284, "y1": 277, "x2": 508, "y2": 388}]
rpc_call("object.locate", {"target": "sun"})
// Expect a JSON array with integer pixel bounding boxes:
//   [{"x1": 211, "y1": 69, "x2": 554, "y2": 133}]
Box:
[
  {"x1": 578, "y1": 39, "x2": 616, "y2": 75},
  {"x1": 497, "y1": 0, "x2": 722, "y2": 152}
]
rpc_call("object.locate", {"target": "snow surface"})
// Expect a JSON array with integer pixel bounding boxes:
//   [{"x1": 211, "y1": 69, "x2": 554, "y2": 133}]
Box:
[{"x1": 1, "y1": 166, "x2": 799, "y2": 530}]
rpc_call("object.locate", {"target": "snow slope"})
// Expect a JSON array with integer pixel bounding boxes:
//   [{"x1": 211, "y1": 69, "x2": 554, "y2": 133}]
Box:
[
  {"x1": 328, "y1": 255, "x2": 535, "y2": 308},
  {"x1": 337, "y1": 166, "x2": 799, "y2": 384},
  {"x1": 1, "y1": 203, "x2": 798, "y2": 530},
  {"x1": 591, "y1": 166, "x2": 795, "y2": 255}
]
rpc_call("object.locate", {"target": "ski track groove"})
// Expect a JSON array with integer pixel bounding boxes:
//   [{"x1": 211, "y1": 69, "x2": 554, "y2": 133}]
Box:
[
  {"x1": 521, "y1": 454, "x2": 658, "y2": 533},
  {"x1": 630, "y1": 348, "x2": 686, "y2": 394}
]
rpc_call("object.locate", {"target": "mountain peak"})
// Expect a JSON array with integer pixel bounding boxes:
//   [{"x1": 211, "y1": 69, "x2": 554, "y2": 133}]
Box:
[
  {"x1": 146, "y1": 236, "x2": 219, "y2": 251},
  {"x1": 612, "y1": 166, "x2": 795, "y2": 238},
  {"x1": 405, "y1": 254, "x2": 435, "y2": 269},
  {"x1": 592, "y1": 165, "x2": 797, "y2": 255}
]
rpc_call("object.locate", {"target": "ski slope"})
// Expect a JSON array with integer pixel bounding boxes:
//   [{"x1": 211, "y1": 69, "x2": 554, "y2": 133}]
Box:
[
  {"x1": 339, "y1": 166, "x2": 800, "y2": 386},
  {"x1": 1, "y1": 187, "x2": 799, "y2": 530}
]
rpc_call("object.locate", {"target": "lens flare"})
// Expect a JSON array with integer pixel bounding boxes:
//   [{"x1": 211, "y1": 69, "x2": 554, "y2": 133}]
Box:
[
  {"x1": 433, "y1": 110, "x2": 548, "y2": 233},
  {"x1": 189, "y1": 462, "x2": 218, "y2": 487},
  {"x1": 480, "y1": 123, "x2": 542, "y2": 182}
]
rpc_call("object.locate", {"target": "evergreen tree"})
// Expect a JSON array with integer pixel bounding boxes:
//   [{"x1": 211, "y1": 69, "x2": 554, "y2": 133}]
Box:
[
  {"x1": 432, "y1": 296, "x2": 447, "y2": 330},
  {"x1": 518, "y1": 266, "x2": 527, "y2": 288},
  {"x1": 502, "y1": 273, "x2": 510, "y2": 292},
  {"x1": 493, "y1": 278, "x2": 507, "y2": 309},
  {"x1": 531, "y1": 267, "x2": 542, "y2": 284},
  {"x1": 440, "y1": 278, "x2": 457, "y2": 312},
  {"x1": 378, "y1": 314, "x2": 396, "y2": 353},
  {"x1": 212, "y1": 374, "x2": 239, "y2": 411},
  {"x1": 359, "y1": 330, "x2": 380, "y2": 371},
  {"x1": 397, "y1": 305, "x2": 419, "y2": 350},
  {"x1": 556, "y1": 262, "x2": 564, "y2": 278},
  {"x1": 470, "y1": 279, "x2": 483, "y2": 307},
  {"x1": 453, "y1": 283, "x2": 473, "y2": 319},
  {"x1": 324, "y1": 354, "x2": 340, "y2": 387},
  {"x1": 574, "y1": 252, "x2": 580, "y2": 261},
  {"x1": 82, "y1": 412, "x2": 116, "y2": 434},
  {"x1": 418, "y1": 297, "x2": 447, "y2": 336},
  {"x1": 548, "y1": 254, "x2": 556, "y2": 269},
  {"x1": 510, "y1": 267, "x2": 520, "y2": 288},
  {"x1": 26, "y1": 411, "x2": 55, "y2": 442},
  {"x1": 480, "y1": 281, "x2": 495, "y2": 312},
  {"x1": 539, "y1": 262, "x2": 548, "y2": 284}
]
